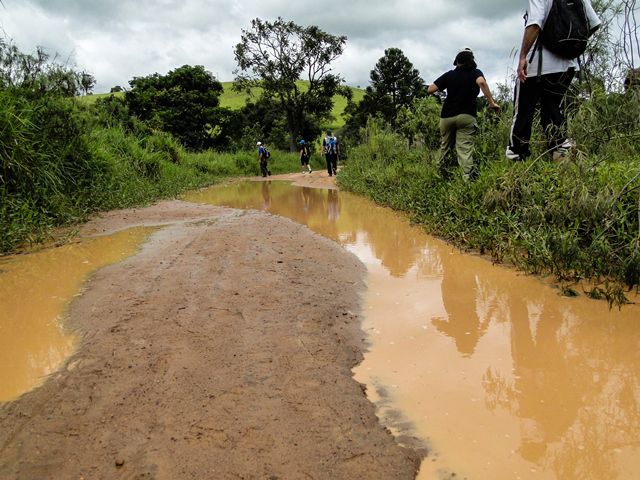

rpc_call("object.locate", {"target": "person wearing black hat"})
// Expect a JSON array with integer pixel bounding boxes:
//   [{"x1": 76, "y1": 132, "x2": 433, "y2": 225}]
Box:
[
  {"x1": 427, "y1": 48, "x2": 500, "y2": 181},
  {"x1": 322, "y1": 129, "x2": 340, "y2": 177}
]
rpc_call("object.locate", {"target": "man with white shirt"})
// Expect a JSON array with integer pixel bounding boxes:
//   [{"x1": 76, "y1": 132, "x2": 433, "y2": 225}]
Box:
[{"x1": 506, "y1": 0, "x2": 601, "y2": 161}]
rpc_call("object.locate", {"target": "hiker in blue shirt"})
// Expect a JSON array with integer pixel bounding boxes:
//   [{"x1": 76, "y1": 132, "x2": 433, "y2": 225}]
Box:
[
  {"x1": 322, "y1": 130, "x2": 340, "y2": 177},
  {"x1": 256, "y1": 141, "x2": 271, "y2": 177}
]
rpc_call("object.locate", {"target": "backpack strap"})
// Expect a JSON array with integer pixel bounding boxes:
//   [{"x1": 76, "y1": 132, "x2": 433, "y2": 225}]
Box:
[
  {"x1": 576, "y1": 56, "x2": 584, "y2": 81},
  {"x1": 528, "y1": 37, "x2": 543, "y2": 81},
  {"x1": 537, "y1": 41, "x2": 543, "y2": 80}
]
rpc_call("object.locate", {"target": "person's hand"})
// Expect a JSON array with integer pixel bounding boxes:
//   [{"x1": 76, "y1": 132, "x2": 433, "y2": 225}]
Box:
[
  {"x1": 489, "y1": 102, "x2": 501, "y2": 113},
  {"x1": 517, "y1": 56, "x2": 528, "y2": 83}
]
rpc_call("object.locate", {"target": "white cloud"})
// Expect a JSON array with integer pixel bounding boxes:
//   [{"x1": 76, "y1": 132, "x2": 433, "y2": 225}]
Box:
[{"x1": 0, "y1": 0, "x2": 526, "y2": 92}]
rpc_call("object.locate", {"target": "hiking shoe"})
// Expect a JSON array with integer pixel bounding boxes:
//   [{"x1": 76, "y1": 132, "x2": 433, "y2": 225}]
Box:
[
  {"x1": 505, "y1": 147, "x2": 521, "y2": 161},
  {"x1": 552, "y1": 139, "x2": 574, "y2": 161},
  {"x1": 552, "y1": 147, "x2": 569, "y2": 161}
]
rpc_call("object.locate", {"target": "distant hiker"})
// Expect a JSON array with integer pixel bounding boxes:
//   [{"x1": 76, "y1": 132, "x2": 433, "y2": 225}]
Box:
[
  {"x1": 427, "y1": 48, "x2": 500, "y2": 181},
  {"x1": 322, "y1": 129, "x2": 340, "y2": 177},
  {"x1": 506, "y1": 0, "x2": 601, "y2": 161},
  {"x1": 299, "y1": 139, "x2": 312, "y2": 174},
  {"x1": 257, "y1": 141, "x2": 271, "y2": 177}
]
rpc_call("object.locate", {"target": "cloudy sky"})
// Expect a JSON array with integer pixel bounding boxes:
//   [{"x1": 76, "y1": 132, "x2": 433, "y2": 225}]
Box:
[{"x1": 1, "y1": 0, "x2": 528, "y2": 93}]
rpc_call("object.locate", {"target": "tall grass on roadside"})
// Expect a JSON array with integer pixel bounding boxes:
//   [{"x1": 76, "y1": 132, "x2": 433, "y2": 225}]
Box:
[
  {"x1": 0, "y1": 93, "x2": 296, "y2": 253},
  {"x1": 0, "y1": 92, "x2": 312, "y2": 253},
  {"x1": 1, "y1": 91, "x2": 100, "y2": 251},
  {"x1": 338, "y1": 105, "x2": 640, "y2": 306}
]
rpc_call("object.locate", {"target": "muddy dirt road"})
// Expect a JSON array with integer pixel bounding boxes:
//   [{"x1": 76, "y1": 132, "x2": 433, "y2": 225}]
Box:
[{"x1": 0, "y1": 174, "x2": 421, "y2": 479}]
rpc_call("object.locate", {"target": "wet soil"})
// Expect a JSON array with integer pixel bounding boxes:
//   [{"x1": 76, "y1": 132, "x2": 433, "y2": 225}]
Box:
[{"x1": 0, "y1": 173, "x2": 421, "y2": 479}]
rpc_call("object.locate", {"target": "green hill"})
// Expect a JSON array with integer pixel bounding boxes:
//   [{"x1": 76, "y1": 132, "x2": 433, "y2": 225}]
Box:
[
  {"x1": 218, "y1": 81, "x2": 365, "y2": 128},
  {"x1": 80, "y1": 81, "x2": 365, "y2": 129}
]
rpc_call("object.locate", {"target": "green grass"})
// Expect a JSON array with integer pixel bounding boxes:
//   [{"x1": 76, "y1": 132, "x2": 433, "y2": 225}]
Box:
[
  {"x1": 218, "y1": 82, "x2": 263, "y2": 109},
  {"x1": 77, "y1": 92, "x2": 124, "y2": 104},
  {"x1": 218, "y1": 81, "x2": 365, "y2": 128}
]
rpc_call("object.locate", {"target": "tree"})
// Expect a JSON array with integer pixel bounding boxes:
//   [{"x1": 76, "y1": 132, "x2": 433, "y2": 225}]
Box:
[
  {"x1": 0, "y1": 38, "x2": 83, "y2": 97},
  {"x1": 234, "y1": 17, "x2": 346, "y2": 151},
  {"x1": 370, "y1": 48, "x2": 425, "y2": 120},
  {"x1": 343, "y1": 48, "x2": 425, "y2": 140},
  {"x1": 78, "y1": 71, "x2": 96, "y2": 95},
  {"x1": 125, "y1": 65, "x2": 224, "y2": 150}
]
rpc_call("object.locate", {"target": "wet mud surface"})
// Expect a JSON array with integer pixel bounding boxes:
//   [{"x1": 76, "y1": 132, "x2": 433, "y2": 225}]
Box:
[{"x1": 0, "y1": 174, "x2": 421, "y2": 479}]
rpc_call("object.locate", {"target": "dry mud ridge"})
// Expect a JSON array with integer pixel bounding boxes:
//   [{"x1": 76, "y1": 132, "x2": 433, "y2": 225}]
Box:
[{"x1": 0, "y1": 181, "x2": 423, "y2": 479}]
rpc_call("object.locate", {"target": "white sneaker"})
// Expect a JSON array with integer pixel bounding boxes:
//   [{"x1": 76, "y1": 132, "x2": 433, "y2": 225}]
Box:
[
  {"x1": 560, "y1": 138, "x2": 575, "y2": 149},
  {"x1": 552, "y1": 139, "x2": 574, "y2": 161},
  {"x1": 553, "y1": 147, "x2": 569, "y2": 161},
  {"x1": 505, "y1": 147, "x2": 520, "y2": 161}
]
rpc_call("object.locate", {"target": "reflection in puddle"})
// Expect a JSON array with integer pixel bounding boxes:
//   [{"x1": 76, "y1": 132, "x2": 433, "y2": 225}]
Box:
[
  {"x1": 0, "y1": 228, "x2": 153, "y2": 402},
  {"x1": 186, "y1": 181, "x2": 640, "y2": 480}
]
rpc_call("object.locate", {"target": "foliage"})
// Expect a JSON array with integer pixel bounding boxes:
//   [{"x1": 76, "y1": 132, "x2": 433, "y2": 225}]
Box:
[
  {"x1": 125, "y1": 65, "x2": 226, "y2": 150},
  {"x1": 0, "y1": 101, "x2": 279, "y2": 253},
  {"x1": 0, "y1": 38, "x2": 313, "y2": 254},
  {"x1": 367, "y1": 48, "x2": 425, "y2": 123},
  {"x1": 234, "y1": 17, "x2": 347, "y2": 151},
  {"x1": 396, "y1": 96, "x2": 442, "y2": 149},
  {"x1": 343, "y1": 48, "x2": 425, "y2": 140},
  {"x1": 0, "y1": 37, "x2": 94, "y2": 98},
  {"x1": 217, "y1": 80, "x2": 365, "y2": 129}
]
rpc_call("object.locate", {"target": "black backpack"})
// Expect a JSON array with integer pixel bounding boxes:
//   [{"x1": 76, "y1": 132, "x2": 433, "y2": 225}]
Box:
[{"x1": 540, "y1": 0, "x2": 593, "y2": 59}]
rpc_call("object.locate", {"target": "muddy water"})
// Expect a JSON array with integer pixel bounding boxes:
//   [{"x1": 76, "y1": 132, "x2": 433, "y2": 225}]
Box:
[
  {"x1": 0, "y1": 228, "x2": 153, "y2": 402},
  {"x1": 186, "y1": 180, "x2": 640, "y2": 480}
]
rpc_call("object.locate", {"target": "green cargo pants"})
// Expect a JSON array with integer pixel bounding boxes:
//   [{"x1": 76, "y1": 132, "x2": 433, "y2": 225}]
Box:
[{"x1": 438, "y1": 114, "x2": 477, "y2": 182}]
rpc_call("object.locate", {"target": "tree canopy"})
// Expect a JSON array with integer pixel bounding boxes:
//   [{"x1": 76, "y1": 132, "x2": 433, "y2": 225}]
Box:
[
  {"x1": 234, "y1": 17, "x2": 347, "y2": 151},
  {"x1": 125, "y1": 65, "x2": 224, "y2": 150},
  {"x1": 372, "y1": 48, "x2": 425, "y2": 110},
  {"x1": 343, "y1": 48, "x2": 425, "y2": 139}
]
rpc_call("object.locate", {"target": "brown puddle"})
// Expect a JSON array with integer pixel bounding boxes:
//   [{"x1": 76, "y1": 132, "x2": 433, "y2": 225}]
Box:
[
  {"x1": 0, "y1": 227, "x2": 153, "y2": 402},
  {"x1": 186, "y1": 181, "x2": 640, "y2": 480}
]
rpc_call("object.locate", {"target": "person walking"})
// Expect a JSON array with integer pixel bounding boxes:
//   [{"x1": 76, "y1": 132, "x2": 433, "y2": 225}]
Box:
[
  {"x1": 506, "y1": 0, "x2": 601, "y2": 161},
  {"x1": 299, "y1": 139, "x2": 312, "y2": 174},
  {"x1": 427, "y1": 48, "x2": 501, "y2": 181},
  {"x1": 257, "y1": 141, "x2": 271, "y2": 177},
  {"x1": 322, "y1": 130, "x2": 340, "y2": 177}
]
